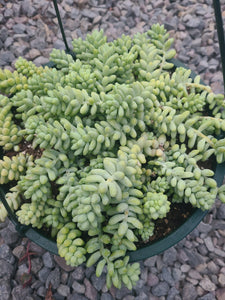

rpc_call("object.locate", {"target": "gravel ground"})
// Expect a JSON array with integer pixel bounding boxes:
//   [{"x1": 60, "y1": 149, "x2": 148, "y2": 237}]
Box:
[{"x1": 1, "y1": 0, "x2": 225, "y2": 299}]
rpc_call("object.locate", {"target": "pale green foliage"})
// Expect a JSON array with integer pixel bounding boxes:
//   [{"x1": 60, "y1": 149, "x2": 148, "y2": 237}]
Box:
[
  {"x1": 0, "y1": 185, "x2": 21, "y2": 222},
  {"x1": 1, "y1": 25, "x2": 225, "y2": 290}
]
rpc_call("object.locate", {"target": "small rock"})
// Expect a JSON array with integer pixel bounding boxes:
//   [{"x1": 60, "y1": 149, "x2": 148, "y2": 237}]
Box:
[
  {"x1": 185, "y1": 17, "x2": 201, "y2": 28},
  {"x1": 144, "y1": 256, "x2": 157, "y2": 267},
  {"x1": 42, "y1": 252, "x2": 55, "y2": 269},
  {"x1": 199, "y1": 276, "x2": 216, "y2": 292},
  {"x1": 4, "y1": 36, "x2": 14, "y2": 48},
  {"x1": 45, "y1": 267, "x2": 61, "y2": 290},
  {"x1": 82, "y1": 9, "x2": 98, "y2": 19},
  {"x1": 61, "y1": 271, "x2": 69, "y2": 285},
  {"x1": 188, "y1": 269, "x2": 203, "y2": 280},
  {"x1": 216, "y1": 288, "x2": 225, "y2": 300},
  {"x1": 57, "y1": 284, "x2": 70, "y2": 297},
  {"x1": 30, "y1": 37, "x2": 47, "y2": 51},
  {"x1": 198, "y1": 293, "x2": 216, "y2": 300},
  {"x1": 101, "y1": 293, "x2": 114, "y2": 300},
  {"x1": 0, "y1": 27, "x2": 8, "y2": 42},
  {"x1": 162, "y1": 247, "x2": 177, "y2": 265},
  {"x1": 21, "y1": 0, "x2": 36, "y2": 17},
  {"x1": 214, "y1": 248, "x2": 225, "y2": 258},
  {"x1": 218, "y1": 273, "x2": 225, "y2": 287},
  {"x1": 162, "y1": 267, "x2": 175, "y2": 286},
  {"x1": 0, "y1": 259, "x2": 14, "y2": 279},
  {"x1": 151, "y1": 282, "x2": 170, "y2": 297},
  {"x1": 72, "y1": 281, "x2": 86, "y2": 294},
  {"x1": 29, "y1": 242, "x2": 45, "y2": 256},
  {"x1": 172, "y1": 268, "x2": 182, "y2": 282},
  {"x1": 184, "y1": 249, "x2": 205, "y2": 267},
  {"x1": 204, "y1": 237, "x2": 215, "y2": 252},
  {"x1": 217, "y1": 204, "x2": 225, "y2": 219},
  {"x1": 84, "y1": 278, "x2": 97, "y2": 300},
  {"x1": 4, "y1": 8, "x2": 13, "y2": 18},
  {"x1": 122, "y1": 296, "x2": 135, "y2": 300},
  {"x1": 147, "y1": 273, "x2": 159, "y2": 287},
  {"x1": 12, "y1": 245, "x2": 25, "y2": 259},
  {"x1": 0, "y1": 279, "x2": 11, "y2": 300},
  {"x1": 182, "y1": 283, "x2": 197, "y2": 300},
  {"x1": 68, "y1": 293, "x2": 88, "y2": 300},
  {"x1": 14, "y1": 45, "x2": 29, "y2": 57},
  {"x1": 38, "y1": 267, "x2": 51, "y2": 283},
  {"x1": 71, "y1": 265, "x2": 85, "y2": 281},
  {"x1": 0, "y1": 244, "x2": 15, "y2": 264},
  {"x1": 11, "y1": 285, "x2": 32, "y2": 300},
  {"x1": 197, "y1": 223, "x2": 212, "y2": 234},
  {"x1": 31, "y1": 257, "x2": 43, "y2": 274},
  {"x1": 54, "y1": 255, "x2": 75, "y2": 272},
  {"x1": 207, "y1": 261, "x2": 219, "y2": 274},
  {"x1": 91, "y1": 273, "x2": 106, "y2": 291},
  {"x1": 33, "y1": 56, "x2": 49, "y2": 67},
  {"x1": 53, "y1": 39, "x2": 65, "y2": 50},
  {"x1": 37, "y1": 286, "x2": 46, "y2": 298},
  {"x1": 13, "y1": 23, "x2": 27, "y2": 34},
  {"x1": 115, "y1": 285, "x2": 132, "y2": 299},
  {"x1": 135, "y1": 291, "x2": 148, "y2": 300},
  {"x1": 180, "y1": 264, "x2": 191, "y2": 273},
  {"x1": 167, "y1": 287, "x2": 180, "y2": 300}
]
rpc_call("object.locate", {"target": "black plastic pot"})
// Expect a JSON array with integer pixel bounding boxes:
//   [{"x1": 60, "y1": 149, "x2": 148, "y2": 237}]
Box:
[{"x1": 0, "y1": 58, "x2": 224, "y2": 262}]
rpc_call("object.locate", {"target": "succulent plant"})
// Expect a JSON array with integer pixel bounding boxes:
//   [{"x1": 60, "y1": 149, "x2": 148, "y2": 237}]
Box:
[{"x1": 0, "y1": 24, "x2": 225, "y2": 290}]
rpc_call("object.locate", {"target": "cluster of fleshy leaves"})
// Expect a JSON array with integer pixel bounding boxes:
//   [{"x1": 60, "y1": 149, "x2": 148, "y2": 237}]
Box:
[{"x1": 1, "y1": 24, "x2": 225, "y2": 290}]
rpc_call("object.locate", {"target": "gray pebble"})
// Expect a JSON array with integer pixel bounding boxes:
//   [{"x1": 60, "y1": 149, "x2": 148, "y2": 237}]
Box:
[
  {"x1": 204, "y1": 237, "x2": 215, "y2": 252},
  {"x1": 42, "y1": 252, "x2": 55, "y2": 269},
  {"x1": 144, "y1": 256, "x2": 157, "y2": 268},
  {"x1": 151, "y1": 282, "x2": 170, "y2": 297},
  {"x1": 31, "y1": 257, "x2": 43, "y2": 274},
  {"x1": 0, "y1": 259, "x2": 14, "y2": 280},
  {"x1": 68, "y1": 293, "x2": 89, "y2": 300},
  {"x1": 91, "y1": 273, "x2": 106, "y2": 291},
  {"x1": 162, "y1": 267, "x2": 175, "y2": 286},
  {"x1": 45, "y1": 267, "x2": 61, "y2": 290},
  {"x1": 123, "y1": 296, "x2": 135, "y2": 300},
  {"x1": 101, "y1": 293, "x2": 114, "y2": 300},
  {"x1": 37, "y1": 286, "x2": 46, "y2": 298},
  {"x1": 217, "y1": 204, "x2": 225, "y2": 219},
  {"x1": 115, "y1": 285, "x2": 132, "y2": 300},
  {"x1": 0, "y1": 51, "x2": 15, "y2": 65},
  {"x1": 0, "y1": 279, "x2": 11, "y2": 300},
  {"x1": 72, "y1": 280, "x2": 86, "y2": 294},
  {"x1": 52, "y1": 293, "x2": 66, "y2": 300},
  {"x1": 13, "y1": 23, "x2": 27, "y2": 34},
  {"x1": 172, "y1": 268, "x2": 183, "y2": 281},
  {"x1": 198, "y1": 222, "x2": 212, "y2": 234},
  {"x1": 4, "y1": 8, "x2": 13, "y2": 18},
  {"x1": 11, "y1": 285, "x2": 32, "y2": 300},
  {"x1": 198, "y1": 293, "x2": 216, "y2": 300},
  {"x1": 147, "y1": 273, "x2": 159, "y2": 287},
  {"x1": 0, "y1": 244, "x2": 15, "y2": 264},
  {"x1": 134, "y1": 291, "x2": 148, "y2": 300},
  {"x1": 182, "y1": 283, "x2": 197, "y2": 300},
  {"x1": 84, "y1": 278, "x2": 97, "y2": 300},
  {"x1": 71, "y1": 265, "x2": 85, "y2": 281},
  {"x1": 162, "y1": 247, "x2": 177, "y2": 265},
  {"x1": 38, "y1": 267, "x2": 51, "y2": 283},
  {"x1": 21, "y1": 0, "x2": 36, "y2": 17},
  {"x1": 167, "y1": 287, "x2": 180, "y2": 300},
  {"x1": 184, "y1": 249, "x2": 205, "y2": 267},
  {"x1": 200, "y1": 276, "x2": 216, "y2": 292},
  {"x1": 0, "y1": 27, "x2": 8, "y2": 42}
]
